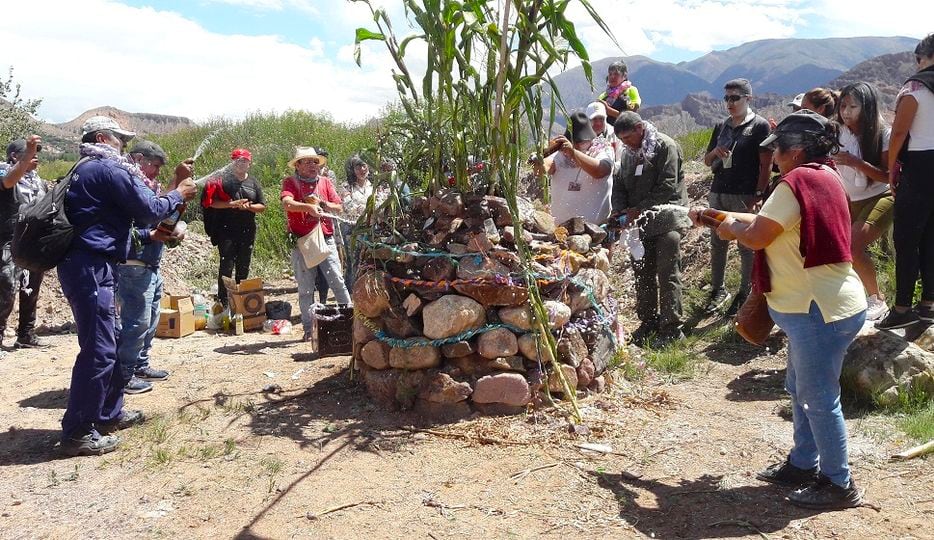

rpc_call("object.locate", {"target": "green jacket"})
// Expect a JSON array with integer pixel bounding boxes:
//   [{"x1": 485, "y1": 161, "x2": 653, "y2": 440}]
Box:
[{"x1": 612, "y1": 132, "x2": 689, "y2": 238}]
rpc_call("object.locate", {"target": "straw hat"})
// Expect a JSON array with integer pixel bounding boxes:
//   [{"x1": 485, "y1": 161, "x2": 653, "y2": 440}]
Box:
[{"x1": 288, "y1": 146, "x2": 327, "y2": 169}]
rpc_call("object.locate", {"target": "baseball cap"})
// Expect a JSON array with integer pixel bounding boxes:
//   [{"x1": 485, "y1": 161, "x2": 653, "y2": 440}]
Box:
[
  {"x1": 786, "y1": 93, "x2": 805, "y2": 110},
  {"x1": 81, "y1": 115, "x2": 136, "y2": 141},
  {"x1": 760, "y1": 109, "x2": 830, "y2": 147},
  {"x1": 129, "y1": 140, "x2": 168, "y2": 164},
  {"x1": 586, "y1": 102, "x2": 607, "y2": 119},
  {"x1": 231, "y1": 148, "x2": 253, "y2": 161}
]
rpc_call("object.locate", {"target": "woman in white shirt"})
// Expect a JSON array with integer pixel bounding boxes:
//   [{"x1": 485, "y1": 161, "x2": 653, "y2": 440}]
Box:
[
  {"x1": 833, "y1": 82, "x2": 891, "y2": 320},
  {"x1": 878, "y1": 34, "x2": 934, "y2": 329}
]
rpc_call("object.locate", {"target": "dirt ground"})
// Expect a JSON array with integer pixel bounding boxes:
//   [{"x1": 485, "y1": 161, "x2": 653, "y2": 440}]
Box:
[{"x1": 1, "y1": 279, "x2": 931, "y2": 540}]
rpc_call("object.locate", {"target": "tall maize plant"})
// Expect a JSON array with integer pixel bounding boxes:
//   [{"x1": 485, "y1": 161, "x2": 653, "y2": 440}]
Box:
[{"x1": 353, "y1": 0, "x2": 616, "y2": 422}]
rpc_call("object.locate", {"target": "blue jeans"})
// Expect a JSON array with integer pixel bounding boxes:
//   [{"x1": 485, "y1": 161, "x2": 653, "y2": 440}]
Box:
[
  {"x1": 291, "y1": 237, "x2": 351, "y2": 334},
  {"x1": 768, "y1": 301, "x2": 865, "y2": 487},
  {"x1": 116, "y1": 265, "x2": 163, "y2": 380}
]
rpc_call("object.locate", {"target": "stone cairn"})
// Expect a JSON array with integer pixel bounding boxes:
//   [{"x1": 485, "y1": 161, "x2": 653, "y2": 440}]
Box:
[{"x1": 351, "y1": 189, "x2": 620, "y2": 419}]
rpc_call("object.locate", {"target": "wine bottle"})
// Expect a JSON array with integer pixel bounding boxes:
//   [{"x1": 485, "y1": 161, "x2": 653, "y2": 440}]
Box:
[
  {"x1": 698, "y1": 208, "x2": 728, "y2": 229},
  {"x1": 157, "y1": 203, "x2": 187, "y2": 235}
]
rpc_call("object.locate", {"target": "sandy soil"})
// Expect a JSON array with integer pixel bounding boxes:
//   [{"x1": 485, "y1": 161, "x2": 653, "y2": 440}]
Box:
[{"x1": 1, "y1": 280, "x2": 931, "y2": 540}]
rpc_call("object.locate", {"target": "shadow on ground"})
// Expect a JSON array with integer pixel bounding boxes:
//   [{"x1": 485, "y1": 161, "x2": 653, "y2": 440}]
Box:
[
  {"x1": 213, "y1": 339, "x2": 304, "y2": 356},
  {"x1": 0, "y1": 427, "x2": 66, "y2": 466},
  {"x1": 17, "y1": 388, "x2": 69, "y2": 410},
  {"x1": 725, "y1": 368, "x2": 786, "y2": 402},
  {"x1": 594, "y1": 471, "x2": 824, "y2": 539}
]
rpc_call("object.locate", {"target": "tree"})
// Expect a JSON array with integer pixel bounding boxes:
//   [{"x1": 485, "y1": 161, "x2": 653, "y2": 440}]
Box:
[{"x1": 0, "y1": 67, "x2": 42, "y2": 145}]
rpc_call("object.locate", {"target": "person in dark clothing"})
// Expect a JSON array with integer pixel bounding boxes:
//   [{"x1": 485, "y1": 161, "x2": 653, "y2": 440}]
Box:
[
  {"x1": 702, "y1": 78, "x2": 773, "y2": 316},
  {"x1": 58, "y1": 116, "x2": 196, "y2": 456},
  {"x1": 611, "y1": 112, "x2": 691, "y2": 346},
  {"x1": 0, "y1": 136, "x2": 48, "y2": 349},
  {"x1": 201, "y1": 148, "x2": 266, "y2": 306}
]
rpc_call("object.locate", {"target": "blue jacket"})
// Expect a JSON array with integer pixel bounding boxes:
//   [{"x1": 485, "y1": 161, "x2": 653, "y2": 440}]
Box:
[{"x1": 65, "y1": 158, "x2": 182, "y2": 261}]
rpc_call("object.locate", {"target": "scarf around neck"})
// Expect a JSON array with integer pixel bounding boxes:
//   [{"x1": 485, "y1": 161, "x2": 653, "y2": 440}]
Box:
[
  {"x1": 606, "y1": 80, "x2": 632, "y2": 100},
  {"x1": 79, "y1": 143, "x2": 160, "y2": 195},
  {"x1": 623, "y1": 120, "x2": 660, "y2": 160}
]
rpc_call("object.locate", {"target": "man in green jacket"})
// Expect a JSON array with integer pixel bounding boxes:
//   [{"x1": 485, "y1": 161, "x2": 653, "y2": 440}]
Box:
[{"x1": 611, "y1": 111, "x2": 690, "y2": 346}]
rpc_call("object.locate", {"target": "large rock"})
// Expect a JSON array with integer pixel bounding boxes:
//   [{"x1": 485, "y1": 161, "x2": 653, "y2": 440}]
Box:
[
  {"x1": 352, "y1": 271, "x2": 391, "y2": 318},
  {"x1": 547, "y1": 364, "x2": 579, "y2": 394},
  {"x1": 587, "y1": 326, "x2": 617, "y2": 375},
  {"x1": 557, "y1": 329, "x2": 588, "y2": 367},
  {"x1": 353, "y1": 316, "x2": 379, "y2": 346},
  {"x1": 453, "y1": 281, "x2": 527, "y2": 306},
  {"x1": 441, "y1": 341, "x2": 475, "y2": 358},
  {"x1": 389, "y1": 345, "x2": 441, "y2": 370},
  {"x1": 842, "y1": 329, "x2": 934, "y2": 405},
  {"x1": 361, "y1": 341, "x2": 391, "y2": 370},
  {"x1": 418, "y1": 372, "x2": 472, "y2": 403},
  {"x1": 517, "y1": 333, "x2": 555, "y2": 363},
  {"x1": 576, "y1": 358, "x2": 596, "y2": 388},
  {"x1": 361, "y1": 367, "x2": 401, "y2": 409},
  {"x1": 499, "y1": 306, "x2": 534, "y2": 331},
  {"x1": 590, "y1": 249, "x2": 611, "y2": 272},
  {"x1": 567, "y1": 234, "x2": 592, "y2": 254},
  {"x1": 421, "y1": 257, "x2": 457, "y2": 282},
  {"x1": 382, "y1": 309, "x2": 421, "y2": 338},
  {"x1": 472, "y1": 373, "x2": 531, "y2": 406},
  {"x1": 436, "y1": 191, "x2": 465, "y2": 216},
  {"x1": 544, "y1": 300, "x2": 571, "y2": 329},
  {"x1": 477, "y1": 328, "x2": 519, "y2": 359},
  {"x1": 456, "y1": 256, "x2": 510, "y2": 280},
  {"x1": 446, "y1": 353, "x2": 495, "y2": 377},
  {"x1": 422, "y1": 295, "x2": 486, "y2": 339},
  {"x1": 568, "y1": 268, "x2": 610, "y2": 314},
  {"x1": 529, "y1": 210, "x2": 556, "y2": 235},
  {"x1": 489, "y1": 356, "x2": 526, "y2": 372}
]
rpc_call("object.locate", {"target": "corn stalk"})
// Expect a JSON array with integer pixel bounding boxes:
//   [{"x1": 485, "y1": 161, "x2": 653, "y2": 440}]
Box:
[{"x1": 351, "y1": 0, "x2": 617, "y2": 422}]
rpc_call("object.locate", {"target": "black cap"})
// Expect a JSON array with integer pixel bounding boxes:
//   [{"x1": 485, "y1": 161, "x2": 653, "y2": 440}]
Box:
[
  {"x1": 316, "y1": 147, "x2": 329, "y2": 157},
  {"x1": 760, "y1": 109, "x2": 830, "y2": 147},
  {"x1": 564, "y1": 111, "x2": 597, "y2": 143},
  {"x1": 128, "y1": 140, "x2": 168, "y2": 163},
  {"x1": 6, "y1": 139, "x2": 27, "y2": 160}
]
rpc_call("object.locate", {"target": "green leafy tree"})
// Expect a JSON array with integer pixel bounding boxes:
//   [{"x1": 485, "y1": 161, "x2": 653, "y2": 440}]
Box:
[{"x1": 0, "y1": 67, "x2": 42, "y2": 145}]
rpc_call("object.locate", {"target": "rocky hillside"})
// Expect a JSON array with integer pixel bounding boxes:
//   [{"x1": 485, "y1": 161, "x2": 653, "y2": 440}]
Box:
[
  {"x1": 37, "y1": 106, "x2": 195, "y2": 155},
  {"x1": 829, "y1": 51, "x2": 918, "y2": 112}
]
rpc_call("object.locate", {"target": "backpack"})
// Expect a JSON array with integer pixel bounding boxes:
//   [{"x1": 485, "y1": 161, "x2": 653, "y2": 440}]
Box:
[{"x1": 11, "y1": 157, "x2": 90, "y2": 272}]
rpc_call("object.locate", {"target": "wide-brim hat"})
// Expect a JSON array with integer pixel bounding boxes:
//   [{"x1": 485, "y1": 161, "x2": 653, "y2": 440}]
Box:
[
  {"x1": 564, "y1": 110, "x2": 597, "y2": 143},
  {"x1": 760, "y1": 109, "x2": 830, "y2": 147},
  {"x1": 288, "y1": 146, "x2": 327, "y2": 169}
]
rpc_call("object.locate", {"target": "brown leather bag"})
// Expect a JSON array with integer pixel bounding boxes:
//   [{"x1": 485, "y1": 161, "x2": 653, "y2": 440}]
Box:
[{"x1": 734, "y1": 289, "x2": 774, "y2": 346}]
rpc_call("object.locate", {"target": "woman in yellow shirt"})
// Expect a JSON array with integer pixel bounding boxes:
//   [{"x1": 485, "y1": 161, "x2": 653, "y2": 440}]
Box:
[{"x1": 690, "y1": 111, "x2": 867, "y2": 510}]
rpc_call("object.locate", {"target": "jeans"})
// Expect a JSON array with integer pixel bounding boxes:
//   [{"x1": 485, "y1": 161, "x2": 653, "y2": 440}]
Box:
[
  {"x1": 768, "y1": 301, "x2": 865, "y2": 487},
  {"x1": 116, "y1": 264, "x2": 163, "y2": 380},
  {"x1": 633, "y1": 230, "x2": 683, "y2": 329},
  {"x1": 893, "y1": 150, "x2": 934, "y2": 306},
  {"x1": 0, "y1": 241, "x2": 43, "y2": 339},
  {"x1": 291, "y1": 237, "x2": 351, "y2": 333},
  {"x1": 217, "y1": 234, "x2": 254, "y2": 306},
  {"x1": 708, "y1": 192, "x2": 756, "y2": 294},
  {"x1": 58, "y1": 250, "x2": 124, "y2": 438}
]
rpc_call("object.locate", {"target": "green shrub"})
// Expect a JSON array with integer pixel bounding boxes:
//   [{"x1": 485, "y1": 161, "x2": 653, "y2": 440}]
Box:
[{"x1": 676, "y1": 128, "x2": 714, "y2": 161}]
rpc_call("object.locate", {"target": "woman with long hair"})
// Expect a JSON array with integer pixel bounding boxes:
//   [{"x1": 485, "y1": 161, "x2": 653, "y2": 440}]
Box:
[
  {"x1": 834, "y1": 82, "x2": 892, "y2": 320},
  {"x1": 877, "y1": 33, "x2": 934, "y2": 329},
  {"x1": 691, "y1": 110, "x2": 866, "y2": 509},
  {"x1": 801, "y1": 87, "x2": 838, "y2": 118}
]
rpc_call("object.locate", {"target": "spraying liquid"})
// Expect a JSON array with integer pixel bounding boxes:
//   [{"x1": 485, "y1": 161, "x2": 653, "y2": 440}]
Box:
[
  {"x1": 192, "y1": 128, "x2": 224, "y2": 162},
  {"x1": 617, "y1": 204, "x2": 691, "y2": 260}
]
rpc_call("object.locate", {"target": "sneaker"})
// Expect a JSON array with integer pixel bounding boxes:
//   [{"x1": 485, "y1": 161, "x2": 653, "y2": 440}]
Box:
[
  {"x1": 787, "y1": 474, "x2": 862, "y2": 510},
  {"x1": 135, "y1": 367, "x2": 169, "y2": 381},
  {"x1": 124, "y1": 377, "x2": 153, "y2": 395},
  {"x1": 875, "y1": 309, "x2": 921, "y2": 330},
  {"x1": 756, "y1": 459, "x2": 819, "y2": 487},
  {"x1": 702, "y1": 288, "x2": 732, "y2": 314},
  {"x1": 98, "y1": 410, "x2": 145, "y2": 434},
  {"x1": 725, "y1": 291, "x2": 748, "y2": 317},
  {"x1": 915, "y1": 303, "x2": 934, "y2": 322},
  {"x1": 60, "y1": 430, "x2": 120, "y2": 457},
  {"x1": 13, "y1": 334, "x2": 50, "y2": 349},
  {"x1": 865, "y1": 295, "x2": 889, "y2": 321},
  {"x1": 653, "y1": 325, "x2": 686, "y2": 347}
]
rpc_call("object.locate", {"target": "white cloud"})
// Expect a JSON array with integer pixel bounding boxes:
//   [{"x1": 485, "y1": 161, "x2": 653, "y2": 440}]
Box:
[
  {"x1": 205, "y1": 0, "x2": 321, "y2": 17},
  {"x1": 0, "y1": 0, "x2": 396, "y2": 124}
]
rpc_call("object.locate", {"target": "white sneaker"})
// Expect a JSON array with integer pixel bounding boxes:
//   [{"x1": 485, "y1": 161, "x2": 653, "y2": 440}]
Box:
[{"x1": 866, "y1": 294, "x2": 889, "y2": 321}]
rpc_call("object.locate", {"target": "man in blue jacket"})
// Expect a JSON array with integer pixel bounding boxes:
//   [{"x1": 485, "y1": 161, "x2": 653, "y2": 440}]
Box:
[
  {"x1": 58, "y1": 116, "x2": 196, "y2": 456},
  {"x1": 117, "y1": 141, "x2": 192, "y2": 395}
]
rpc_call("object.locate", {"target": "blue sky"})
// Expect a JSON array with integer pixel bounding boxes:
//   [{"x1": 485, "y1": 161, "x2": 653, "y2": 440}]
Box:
[{"x1": 1, "y1": 0, "x2": 927, "y2": 123}]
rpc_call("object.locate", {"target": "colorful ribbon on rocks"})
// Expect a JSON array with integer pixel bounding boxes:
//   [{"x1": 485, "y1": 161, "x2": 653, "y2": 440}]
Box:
[{"x1": 355, "y1": 311, "x2": 528, "y2": 349}]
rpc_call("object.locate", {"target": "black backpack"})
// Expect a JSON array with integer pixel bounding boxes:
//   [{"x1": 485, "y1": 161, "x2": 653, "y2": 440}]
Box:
[{"x1": 11, "y1": 157, "x2": 90, "y2": 272}]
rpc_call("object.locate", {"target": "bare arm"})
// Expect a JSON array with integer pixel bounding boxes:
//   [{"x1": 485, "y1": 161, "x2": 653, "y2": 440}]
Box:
[
  {"x1": 716, "y1": 212, "x2": 784, "y2": 250},
  {"x1": 1, "y1": 135, "x2": 40, "y2": 190},
  {"x1": 281, "y1": 195, "x2": 321, "y2": 217}
]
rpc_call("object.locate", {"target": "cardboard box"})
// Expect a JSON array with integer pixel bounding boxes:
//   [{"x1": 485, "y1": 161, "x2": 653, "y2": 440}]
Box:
[
  {"x1": 223, "y1": 277, "x2": 266, "y2": 327},
  {"x1": 157, "y1": 296, "x2": 195, "y2": 338}
]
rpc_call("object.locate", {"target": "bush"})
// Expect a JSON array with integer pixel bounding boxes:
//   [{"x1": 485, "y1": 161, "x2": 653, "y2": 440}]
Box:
[{"x1": 676, "y1": 127, "x2": 714, "y2": 162}]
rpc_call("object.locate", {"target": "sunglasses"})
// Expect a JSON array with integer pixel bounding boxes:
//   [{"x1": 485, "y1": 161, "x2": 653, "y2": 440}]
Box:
[{"x1": 723, "y1": 95, "x2": 747, "y2": 103}]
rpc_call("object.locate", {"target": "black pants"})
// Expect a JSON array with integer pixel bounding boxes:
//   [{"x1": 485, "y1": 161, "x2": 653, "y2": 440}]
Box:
[
  {"x1": 633, "y1": 230, "x2": 684, "y2": 329},
  {"x1": 217, "y1": 235, "x2": 255, "y2": 306},
  {"x1": 894, "y1": 150, "x2": 934, "y2": 307},
  {"x1": 0, "y1": 241, "x2": 43, "y2": 339}
]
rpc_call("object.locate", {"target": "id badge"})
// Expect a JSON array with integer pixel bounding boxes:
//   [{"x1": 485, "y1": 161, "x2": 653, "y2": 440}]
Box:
[
  {"x1": 568, "y1": 180, "x2": 581, "y2": 192},
  {"x1": 635, "y1": 164, "x2": 644, "y2": 176}
]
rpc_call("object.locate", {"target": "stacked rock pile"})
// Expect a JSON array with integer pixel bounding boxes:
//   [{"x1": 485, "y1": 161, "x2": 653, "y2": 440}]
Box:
[{"x1": 351, "y1": 189, "x2": 620, "y2": 418}]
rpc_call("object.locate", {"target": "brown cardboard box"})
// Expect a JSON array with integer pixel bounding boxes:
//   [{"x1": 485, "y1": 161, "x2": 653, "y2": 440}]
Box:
[
  {"x1": 222, "y1": 277, "x2": 265, "y2": 330},
  {"x1": 157, "y1": 296, "x2": 195, "y2": 338}
]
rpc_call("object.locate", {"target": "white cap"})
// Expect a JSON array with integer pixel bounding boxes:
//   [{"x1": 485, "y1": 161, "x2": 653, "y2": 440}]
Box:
[
  {"x1": 786, "y1": 93, "x2": 805, "y2": 109},
  {"x1": 81, "y1": 115, "x2": 136, "y2": 140},
  {"x1": 586, "y1": 101, "x2": 607, "y2": 119}
]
